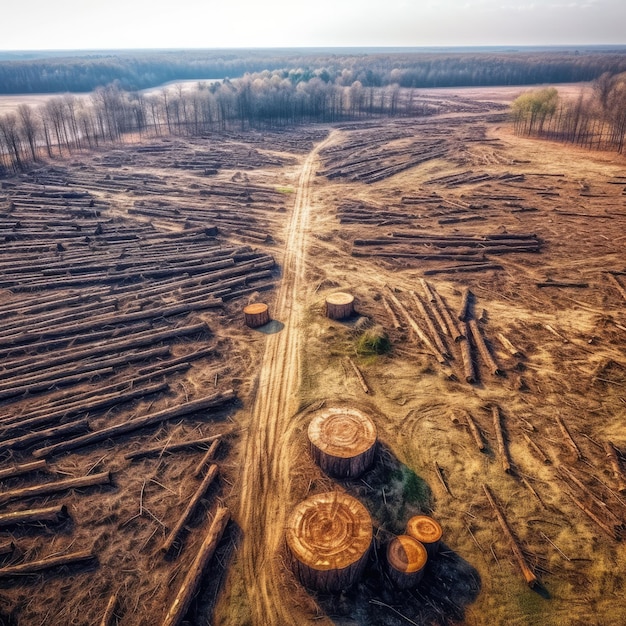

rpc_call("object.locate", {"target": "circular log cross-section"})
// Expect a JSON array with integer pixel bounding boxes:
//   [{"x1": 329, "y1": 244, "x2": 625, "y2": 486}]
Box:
[
  {"x1": 308, "y1": 407, "x2": 377, "y2": 479},
  {"x1": 286, "y1": 491, "x2": 373, "y2": 592},
  {"x1": 406, "y1": 515, "x2": 443, "y2": 557},
  {"x1": 243, "y1": 302, "x2": 270, "y2": 328},
  {"x1": 386, "y1": 535, "x2": 428, "y2": 589},
  {"x1": 325, "y1": 292, "x2": 355, "y2": 320}
]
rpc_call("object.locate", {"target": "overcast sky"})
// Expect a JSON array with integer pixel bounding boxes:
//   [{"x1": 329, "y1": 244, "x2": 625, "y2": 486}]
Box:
[{"x1": 2, "y1": 0, "x2": 625, "y2": 50}]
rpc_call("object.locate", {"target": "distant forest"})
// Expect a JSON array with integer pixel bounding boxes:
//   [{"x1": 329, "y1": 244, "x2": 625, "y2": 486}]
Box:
[{"x1": 2, "y1": 49, "x2": 626, "y2": 94}]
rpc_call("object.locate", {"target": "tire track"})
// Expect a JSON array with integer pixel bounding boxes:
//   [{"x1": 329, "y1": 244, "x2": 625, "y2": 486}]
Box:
[{"x1": 236, "y1": 132, "x2": 336, "y2": 625}]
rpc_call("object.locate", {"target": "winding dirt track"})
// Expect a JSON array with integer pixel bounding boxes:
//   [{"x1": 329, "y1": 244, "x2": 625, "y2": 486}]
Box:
[{"x1": 237, "y1": 133, "x2": 336, "y2": 625}]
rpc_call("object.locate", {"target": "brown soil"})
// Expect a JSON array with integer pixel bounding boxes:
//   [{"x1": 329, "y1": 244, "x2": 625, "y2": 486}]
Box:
[{"x1": 0, "y1": 87, "x2": 625, "y2": 626}]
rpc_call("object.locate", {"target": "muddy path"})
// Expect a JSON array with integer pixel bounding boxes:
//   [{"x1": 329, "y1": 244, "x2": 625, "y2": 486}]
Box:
[{"x1": 235, "y1": 131, "x2": 337, "y2": 625}]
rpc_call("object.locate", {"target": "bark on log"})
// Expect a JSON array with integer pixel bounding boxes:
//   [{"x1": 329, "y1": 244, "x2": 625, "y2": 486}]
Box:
[
  {"x1": 125, "y1": 434, "x2": 223, "y2": 461},
  {"x1": 468, "y1": 319, "x2": 504, "y2": 376},
  {"x1": 308, "y1": 407, "x2": 377, "y2": 479},
  {"x1": 497, "y1": 332, "x2": 524, "y2": 358},
  {"x1": 0, "y1": 419, "x2": 91, "y2": 453},
  {"x1": 458, "y1": 288, "x2": 472, "y2": 322},
  {"x1": 459, "y1": 333, "x2": 476, "y2": 384},
  {"x1": 346, "y1": 357, "x2": 369, "y2": 394},
  {"x1": 243, "y1": 302, "x2": 270, "y2": 328},
  {"x1": 386, "y1": 288, "x2": 445, "y2": 364},
  {"x1": 325, "y1": 293, "x2": 355, "y2": 320},
  {"x1": 431, "y1": 286, "x2": 464, "y2": 341},
  {"x1": 0, "y1": 460, "x2": 47, "y2": 481},
  {"x1": 381, "y1": 296, "x2": 402, "y2": 330},
  {"x1": 161, "y1": 464, "x2": 219, "y2": 554},
  {"x1": 33, "y1": 390, "x2": 236, "y2": 458},
  {"x1": 406, "y1": 515, "x2": 443, "y2": 557},
  {"x1": 0, "y1": 471, "x2": 112, "y2": 506},
  {"x1": 161, "y1": 507, "x2": 230, "y2": 626},
  {"x1": 194, "y1": 440, "x2": 221, "y2": 479},
  {"x1": 0, "y1": 503, "x2": 68, "y2": 527},
  {"x1": 522, "y1": 432, "x2": 551, "y2": 465},
  {"x1": 386, "y1": 535, "x2": 428, "y2": 589},
  {"x1": 410, "y1": 291, "x2": 451, "y2": 359},
  {"x1": 0, "y1": 549, "x2": 95, "y2": 579},
  {"x1": 464, "y1": 411, "x2": 486, "y2": 451},
  {"x1": 604, "y1": 441, "x2": 626, "y2": 494},
  {"x1": 492, "y1": 406, "x2": 512, "y2": 474},
  {"x1": 483, "y1": 484, "x2": 538, "y2": 587},
  {"x1": 286, "y1": 492, "x2": 372, "y2": 592},
  {"x1": 555, "y1": 415, "x2": 583, "y2": 460}
]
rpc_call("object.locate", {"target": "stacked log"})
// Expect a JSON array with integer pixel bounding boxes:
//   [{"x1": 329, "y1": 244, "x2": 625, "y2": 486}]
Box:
[
  {"x1": 243, "y1": 302, "x2": 270, "y2": 328},
  {"x1": 406, "y1": 515, "x2": 443, "y2": 557},
  {"x1": 325, "y1": 293, "x2": 355, "y2": 320},
  {"x1": 308, "y1": 407, "x2": 377, "y2": 479},
  {"x1": 386, "y1": 535, "x2": 428, "y2": 589},
  {"x1": 286, "y1": 492, "x2": 372, "y2": 592}
]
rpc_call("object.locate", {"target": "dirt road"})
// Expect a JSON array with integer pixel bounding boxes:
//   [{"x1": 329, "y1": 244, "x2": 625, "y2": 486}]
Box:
[{"x1": 236, "y1": 132, "x2": 335, "y2": 625}]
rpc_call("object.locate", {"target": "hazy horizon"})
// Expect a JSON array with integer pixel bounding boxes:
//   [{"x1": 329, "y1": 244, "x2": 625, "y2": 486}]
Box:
[{"x1": 4, "y1": 0, "x2": 626, "y2": 51}]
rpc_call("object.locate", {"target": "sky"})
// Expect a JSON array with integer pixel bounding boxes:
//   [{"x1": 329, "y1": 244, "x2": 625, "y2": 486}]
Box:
[{"x1": 1, "y1": 0, "x2": 625, "y2": 50}]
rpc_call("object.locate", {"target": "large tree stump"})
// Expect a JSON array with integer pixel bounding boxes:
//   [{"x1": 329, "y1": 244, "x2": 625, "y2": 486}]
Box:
[
  {"x1": 406, "y1": 515, "x2": 443, "y2": 557},
  {"x1": 386, "y1": 535, "x2": 428, "y2": 589},
  {"x1": 308, "y1": 407, "x2": 377, "y2": 479},
  {"x1": 325, "y1": 292, "x2": 355, "y2": 320},
  {"x1": 243, "y1": 302, "x2": 270, "y2": 328},
  {"x1": 285, "y1": 491, "x2": 372, "y2": 592}
]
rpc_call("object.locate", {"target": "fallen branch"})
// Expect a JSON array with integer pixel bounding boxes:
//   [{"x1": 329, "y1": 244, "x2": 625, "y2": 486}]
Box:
[
  {"x1": 100, "y1": 594, "x2": 118, "y2": 626},
  {"x1": 125, "y1": 434, "x2": 223, "y2": 461},
  {"x1": 555, "y1": 415, "x2": 583, "y2": 460},
  {"x1": 346, "y1": 357, "x2": 370, "y2": 394},
  {"x1": 492, "y1": 406, "x2": 512, "y2": 474},
  {"x1": 194, "y1": 440, "x2": 221, "y2": 479}
]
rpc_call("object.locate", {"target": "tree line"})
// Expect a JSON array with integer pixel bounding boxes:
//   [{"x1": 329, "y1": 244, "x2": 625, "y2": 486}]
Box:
[
  {"x1": 0, "y1": 73, "x2": 437, "y2": 172},
  {"x1": 1, "y1": 49, "x2": 626, "y2": 94},
  {"x1": 512, "y1": 73, "x2": 626, "y2": 154}
]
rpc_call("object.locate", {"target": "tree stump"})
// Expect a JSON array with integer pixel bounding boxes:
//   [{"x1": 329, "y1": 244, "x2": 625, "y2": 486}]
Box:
[
  {"x1": 325, "y1": 292, "x2": 355, "y2": 320},
  {"x1": 308, "y1": 407, "x2": 377, "y2": 479},
  {"x1": 386, "y1": 535, "x2": 428, "y2": 589},
  {"x1": 243, "y1": 302, "x2": 270, "y2": 328},
  {"x1": 406, "y1": 515, "x2": 443, "y2": 557},
  {"x1": 285, "y1": 491, "x2": 372, "y2": 592}
]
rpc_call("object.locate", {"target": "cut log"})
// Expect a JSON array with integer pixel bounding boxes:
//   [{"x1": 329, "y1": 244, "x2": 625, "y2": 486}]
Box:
[
  {"x1": 492, "y1": 406, "x2": 512, "y2": 474},
  {"x1": 607, "y1": 273, "x2": 626, "y2": 303},
  {"x1": 555, "y1": 415, "x2": 583, "y2": 460},
  {"x1": 430, "y1": 286, "x2": 464, "y2": 341},
  {"x1": 459, "y1": 332, "x2": 476, "y2": 384},
  {"x1": 286, "y1": 492, "x2": 372, "y2": 592},
  {"x1": 604, "y1": 441, "x2": 626, "y2": 494},
  {"x1": 0, "y1": 419, "x2": 91, "y2": 453},
  {"x1": 468, "y1": 319, "x2": 504, "y2": 376},
  {"x1": 0, "y1": 549, "x2": 95, "y2": 579},
  {"x1": 410, "y1": 291, "x2": 451, "y2": 359},
  {"x1": 125, "y1": 434, "x2": 223, "y2": 461},
  {"x1": 0, "y1": 460, "x2": 47, "y2": 482},
  {"x1": 458, "y1": 288, "x2": 473, "y2": 322},
  {"x1": 483, "y1": 484, "x2": 538, "y2": 588},
  {"x1": 522, "y1": 432, "x2": 552, "y2": 465},
  {"x1": 308, "y1": 407, "x2": 377, "y2": 479},
  {"x1": 0, "y1": 503, "x2": 68, "y2": 527},
  {"x1": 162, "y1": 507, "x2": 230, "y2": 626},
  {"x1": 325, "y1": 292, "x2": 355, "y2": 320},
  {"x1": 566, "y1": 492, "x2": 622, "y2": 540},
  {"x1": 0, "y1": 471, "x2": 112, "y2": 506},
  {"x1": 346, "y1": 357, "x2": 369, "y2": 394},
  {"x1": 381, "y1": 296, "x2": 402, "y2": 330},
  {"x1": 33, "y1": 390, "x2": 236, "y2": 458},
  {"x1": 464, "y1": 411, "x2": 486, "y2": 451},
  {"x1": 386, "y1": 535, "x2": 428, "y2": 589},
  {"x1": 161, "y1": 464, "x2": 219, "y2": 554},
  {"x1": 243, "y1": 302, "x2": 270, "y2": 328},
  {"x1": 406, "y1": 515, "x2": 443, "y2": 557},
  {"x1": 497, "y1": 332, "x2": 524, "y2": 358}
]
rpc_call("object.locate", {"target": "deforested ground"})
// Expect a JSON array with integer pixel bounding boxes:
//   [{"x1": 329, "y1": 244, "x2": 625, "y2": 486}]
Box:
[{"x1": 0, "y1": 86, "x2": 625, "y2": 626}]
